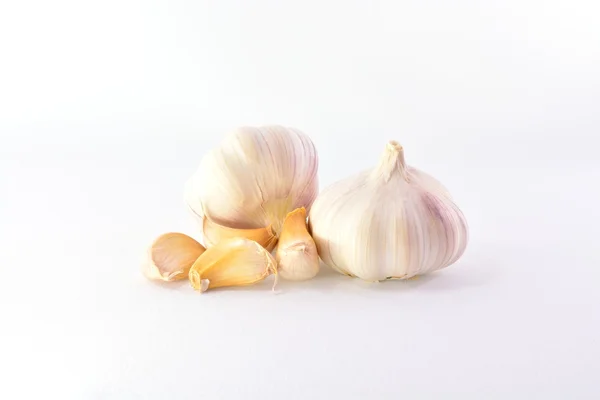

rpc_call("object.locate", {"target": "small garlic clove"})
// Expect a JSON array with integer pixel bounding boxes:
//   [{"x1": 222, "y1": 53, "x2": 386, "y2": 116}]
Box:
[
  {"x1": 188, "y1": 238, "x2": 277, "y2": 292},
  {"x1": 142, "y1": 233, "x2": 206, "y2": 282},
  {"x1": 275, "y1": 207, "x2": 319, "y2": 281},
  {"x1": 202, "y1": 217, "x2": 278, "y2": 251}
]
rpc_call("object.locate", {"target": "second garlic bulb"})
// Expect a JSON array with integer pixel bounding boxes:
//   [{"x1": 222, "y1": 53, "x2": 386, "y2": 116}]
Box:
[{"x1": 308, "y1": 141, "x2": 468, "y2": 282}]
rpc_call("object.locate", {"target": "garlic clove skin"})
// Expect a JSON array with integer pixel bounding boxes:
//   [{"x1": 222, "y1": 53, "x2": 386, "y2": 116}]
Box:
[
  {"x1": 184, "y1": 125, "x2": 319, "y2": 239},
  {"x1": 184, "y1": 182, "x2": 278, "y2": 251},
  {"x1": 275, "y1": 207, "x2": 319, "y2": 281},
  {"x1": 202, "y1": 216, "x2": 278, "y2": 251},
  {"x1": 188, "y1": 238, "x2": 278, "y2": 292},
  {"x1": 308, "y1": 141, "x2": 468, "y2": 282},
  {"x1": 142, "y1": 233, "x2": 206, "y2": 282}
]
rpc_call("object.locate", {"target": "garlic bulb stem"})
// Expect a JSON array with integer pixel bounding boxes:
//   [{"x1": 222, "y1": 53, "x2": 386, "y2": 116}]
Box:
[{"x1": 373, "y1": 141, "x2": 410, "y2": 183}]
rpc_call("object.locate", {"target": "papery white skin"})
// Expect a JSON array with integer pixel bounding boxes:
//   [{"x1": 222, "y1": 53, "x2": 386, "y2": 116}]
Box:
[
  {"x1": 185, "y1": 125, "x2": 319, "y2": 239},
  {"x1": 308, "y1": 141, "x2": 468, "y2": 282}
]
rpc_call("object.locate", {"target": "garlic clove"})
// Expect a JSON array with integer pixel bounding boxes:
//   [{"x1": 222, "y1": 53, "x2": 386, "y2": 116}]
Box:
[
  {"x1": 202, "y1": 216, "x2": 278, "y2": 251},
  {"x1": 142, "y1": 232, "x2": 206, "y2": 282},
  {"x1": 275, "y1": 207, "x2": 319, "y2": 281},
  {"x1": 188, "y1": 238, "x2": 277, "y2": 292}
]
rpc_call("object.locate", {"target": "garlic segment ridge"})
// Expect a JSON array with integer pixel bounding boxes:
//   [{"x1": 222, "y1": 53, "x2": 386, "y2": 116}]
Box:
[
  {"x1": 308, "y1": 141, "x2": 468, "y2": 282},
  {"x1": 184, "y1": 125, "x2": 319, "y2": 249}
]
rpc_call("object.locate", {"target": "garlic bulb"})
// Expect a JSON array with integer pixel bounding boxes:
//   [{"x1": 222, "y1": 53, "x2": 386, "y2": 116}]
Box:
[
  {"x1": 142, "y1": 232, "x2": 206, "y2": 282},
  {"x1": 275, "y1": 207, "x2": 319, "y2": 281},
  {"x1": 188, "y1": 237, "x2": 277, "y2": 292},
  {"x1": 184, "y1": 125, "x2": 319, "y2": 249},
  {"x1": 308, "y1": 141, "x2": 468, "y2": 281}
]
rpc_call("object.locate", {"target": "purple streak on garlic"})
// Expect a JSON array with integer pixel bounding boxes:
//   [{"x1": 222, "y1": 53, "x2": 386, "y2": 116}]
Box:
[{"x1": 308, "y1": 141, "x2": 468, "y2": 282}]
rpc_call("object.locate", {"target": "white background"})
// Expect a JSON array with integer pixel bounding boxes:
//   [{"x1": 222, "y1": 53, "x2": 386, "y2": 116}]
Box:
[{"x1": 1, "y1": 0, "x2": 599, "y2": 399}]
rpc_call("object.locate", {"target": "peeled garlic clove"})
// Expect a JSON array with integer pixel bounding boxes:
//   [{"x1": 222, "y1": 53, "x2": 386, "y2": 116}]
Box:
[
  {"x1": 189, "y1": 238, "x2": 277, "y2": 292},
  {"x1": 275, "y1": 207, "x2": 319, "y2": 281},
  {"x1": 202, "y1": 216, "x2": 278, "y2": 251},
  {"x1": 142, "y1": 233, "x2": 206, "y2": 282},
  {"x1": 308, "y1": 141, "x2": 468, "y2": 282},
  {"x1": 184, "y1": 125, "x2": 319, "y2": 239}
]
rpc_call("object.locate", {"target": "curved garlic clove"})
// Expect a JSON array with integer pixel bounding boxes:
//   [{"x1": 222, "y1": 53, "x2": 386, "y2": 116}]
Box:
[
  {"x1": 188, "y1": 238, "x2": 277, "y2": 292},
  {"x1": 202, "y1": 216, "x2": 278, "y2": 251},
  {"x1": 142, "y1": 233, "x2": 206, "y2": 282},
  {"x1": 184, "y1": 125, "x2": 319, "y2": 239},
  {"x1": 308, "y1": 141, "x2": 468, "y2": 282},
  {"x1": 275, "y1": 207, "x2": 319, "y2": 281}
]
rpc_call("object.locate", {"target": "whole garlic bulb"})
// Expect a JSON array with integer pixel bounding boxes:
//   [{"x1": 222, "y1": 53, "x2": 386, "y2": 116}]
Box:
[
  {"x1": 185, "y1": 125, "x2": 319, "y2": 248},
  {"x1": 308, "y1": 141, "x2": 468, "y2": 281}
]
